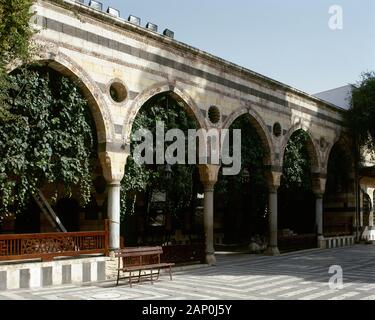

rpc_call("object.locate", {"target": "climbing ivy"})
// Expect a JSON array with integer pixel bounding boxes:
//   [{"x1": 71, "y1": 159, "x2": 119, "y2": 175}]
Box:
[
  {"x1": 120, "y1": 93, "x2": 198, "y2": 220},
  {"x1": 215, "y1": 114, "x2": 267, "y2": 211},
  {"x1": 0, "y1": 0, "x2": 34, "y2": 111},
  {"x1": 0, "y1": 67, "x2": 97, "y2": 216},
  {"x1": 280, "y1": 129, "x2": 312, "y2": 190}
]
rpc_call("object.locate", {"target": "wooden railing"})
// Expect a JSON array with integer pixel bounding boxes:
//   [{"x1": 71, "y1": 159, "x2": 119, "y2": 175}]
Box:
[
  {"x1": 161, "y1": 244, "x2": 205, "y2": 264},
  {"x1": 324, "y1": 223, "x2": 353, "y2": 237},
  {"x1": 0, "y1": 220, "x2": 109, "y2": 262},
  {"x1": 278, "y1": 233, "x2": 317, "y2": 253}
]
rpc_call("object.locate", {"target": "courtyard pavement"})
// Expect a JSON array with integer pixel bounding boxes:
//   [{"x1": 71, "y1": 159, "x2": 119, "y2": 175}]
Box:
[{"x1": 1, "y1": 245, "x2": 375, "y2": 300}]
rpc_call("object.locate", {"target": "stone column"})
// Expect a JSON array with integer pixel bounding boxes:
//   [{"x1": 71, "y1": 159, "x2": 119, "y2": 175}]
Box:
[
  {"x1": 370, "y1": 197, "x2": 374, "y2": 228},
  {"x1": 107, "y1": 181, "x2": 121, "y2": 250},
  {"x1": 265, "y1": 170, "x2": 281, "y2": 256},
  {"x1": 100, "y1": 149, "x2": 128, "y2": 252},
  {"x1": 313, "y1": 175, "x2": 326, "y2": 248},
  {"x1": 315, "y1": 193, "x2": 323, "y2": 237},
  {"x1": 199, "y1": 164, "x2": 220, "y2": 266},
  {"x1": 365, "y1": 187, "x2": 374, "y2": 241}
]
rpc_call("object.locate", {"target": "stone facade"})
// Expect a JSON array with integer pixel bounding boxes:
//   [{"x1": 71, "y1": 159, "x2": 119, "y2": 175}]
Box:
[
  {"x1": 10, "y1": 0, "x2": 370, "y2": 266},
  {"x1": 0, "y1": 257, "x2": 107, "y2": 290}
]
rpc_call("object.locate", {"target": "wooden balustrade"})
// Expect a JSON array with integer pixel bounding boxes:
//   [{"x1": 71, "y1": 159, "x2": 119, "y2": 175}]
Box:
[{"x1": 0, "y1": 220, "x2": 109, "y2": 262}]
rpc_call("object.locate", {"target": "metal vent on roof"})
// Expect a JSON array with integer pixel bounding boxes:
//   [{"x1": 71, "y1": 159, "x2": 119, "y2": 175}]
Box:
[
  {"x1": 89, "y1": 0, "x2": 102, "y2": 11},
  {"x1": 146, "y1": 22, "x2": 158, "y2": 32},
  {"x1": 163, "y1": 29, "x2": 174, "y2": 39},
  {"x1": 128, "y1": 15, "x2": 141, "y2": 25},
  {"x1": 106, "y1": 7, "x2": 120, "y2": 18}
]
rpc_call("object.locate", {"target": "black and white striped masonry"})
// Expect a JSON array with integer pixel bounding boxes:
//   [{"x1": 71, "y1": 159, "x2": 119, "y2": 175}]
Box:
[{"x1": 0, "y1": 257, "x2": 107, "y2": 291}]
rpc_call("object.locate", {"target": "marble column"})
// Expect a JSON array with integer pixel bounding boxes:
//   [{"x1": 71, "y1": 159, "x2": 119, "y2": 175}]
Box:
[
  {"x1": 203, "y1": 182, "x2": 216, "y2": 265},
  {"x1": 265, "y1": 186, "x2": 280, "y2": 256},
  {"x1": 199, "y1": 164, "x2": 220, "y2": 266},
  {"x1": 315, "y1": 193, "x2": 323, "y2": 238},
  {"x1": 107, "y1": 181, "x2": 121, "y2": 250},
  {"x1": 265, "y1": 169, "x2": 281, "y2": 256},
  {"x1": 313, "y1": 175, "x2": 326, "y2": 248},
  {"x1": 99, "y1": 149, "x2": 128, "y2": 252}
]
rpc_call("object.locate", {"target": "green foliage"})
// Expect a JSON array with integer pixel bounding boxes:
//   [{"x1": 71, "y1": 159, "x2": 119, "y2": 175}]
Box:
[
  {"x1": 0, "y1": 67, "x2": 97, "y2": 215},
  {"x1": 216, "y1": 114, "x2": 267, "y2": 207},
  {"x1": 0, "y1": 0, "x2": 34, "y2": 65},
  {"x1": 345, "y1": 72, "x2": 375, "y2": 155},
  {"x1": 326, "y1": 144, "x2": 351, "y2": 194},
  {"x1": 0, "y1": 0, "x2": 34, "y2": 110},
  {"x1": 120, "y1": 93, "x2": 198, "y2": 218},
  {"x1": 280, "y1": 129, "x2": 312, "y2": 190}
]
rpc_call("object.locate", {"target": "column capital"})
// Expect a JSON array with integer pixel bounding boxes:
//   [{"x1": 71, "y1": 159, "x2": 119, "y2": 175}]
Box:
[
  {"x1": 199, "y1": 164, "x2": 220, "y2": 188},
  {"x1": 99, "y1": 149, "x2": 129, "y2": 183},
  {"x1": 268, "y1": 186, "x2": 279, "y2": 193},
  {"x1": 312, "y1": 175, "x2": 327, "y2": 196},
  {"x1": 107, "y1": 180, "x2": 121, "y2": 187},
  {"x1": 264, "y1": 170, "x2": 282, "y2": 191}
]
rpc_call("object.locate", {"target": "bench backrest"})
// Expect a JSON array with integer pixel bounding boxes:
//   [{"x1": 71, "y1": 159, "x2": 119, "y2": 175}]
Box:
[{"x1": 115, "y1": 246, "x2": 163, "y2": 267}]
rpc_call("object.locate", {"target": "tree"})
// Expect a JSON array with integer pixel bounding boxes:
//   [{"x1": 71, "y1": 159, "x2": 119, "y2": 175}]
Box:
[
  {"x1": 345, "y1": 71, "x2": 375, "y2": 241},
  {"x1": 215, "y1": 115, "x2": 269, "y2": 242},
  {"x1": 0, "y1": 67, "x2": 97, "y2": 216},
  {"x1": 0, "y1": 0, "x2": 34, "y2": 112},
  {"x1": 280, "y1": 129, "x2": 312, "y2": 191},
  {"x1": 120, "y1": 93, "x2": 199, "y2": 224},
  {"x1": 345, "y1": 72, "x2": 375, "y2": 154}
]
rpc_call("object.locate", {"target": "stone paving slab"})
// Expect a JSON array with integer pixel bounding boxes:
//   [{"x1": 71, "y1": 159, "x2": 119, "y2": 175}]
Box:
[{"x1": 1, "y1": 245, "x2": 375, "y2": 300}]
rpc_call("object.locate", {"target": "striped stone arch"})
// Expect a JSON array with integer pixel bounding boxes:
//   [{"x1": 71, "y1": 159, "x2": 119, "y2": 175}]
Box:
[
  {"x1": 280, "y1": 123, "x2": 321, "y2": 173},
  {"x1": 323, "y1": 132, "x2": 355, "y2": 174},
  {"x1": 9, "y1": 50, "x2": 115, "y2": 144},
  {"x1": 222, "y1": 106, "x2": 275, "y2": 166},
  {"x1": 123, "y1": 81, "x2": 207, "y2": 143}
]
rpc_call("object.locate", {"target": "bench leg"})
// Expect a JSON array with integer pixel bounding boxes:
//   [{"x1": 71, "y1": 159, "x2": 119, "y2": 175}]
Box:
[
  {"x1": 138, "y1": 270, "x2": 141, "y2": 283},
  {"x1": 129, "y1": 271, "x2": 132, "y2": 288},
  {"x1": 155, "y1": 269, "x2": 160, "y2": 281},
  {"x1": 116, "y1": 270, "x2": 120, "y2": 286},
  {"x1": 169, "y1": 266, "x2": 173, "y2": 281},
  {"x1": 150, "y1": 269, "x2": 153, "y2": 285}
]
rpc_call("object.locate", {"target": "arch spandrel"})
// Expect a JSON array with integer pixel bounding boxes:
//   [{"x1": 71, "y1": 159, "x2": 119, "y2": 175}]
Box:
[
  {"x1": 280, "y1": 124, "x2": 322, "y2": 173},
  {"x1": 222, "y1": 106, "x2": 275, "y2": 166},
  {"x1": 9, "y1": 49, "x2": 115, "y2": 145},
  {"x1": 123, "y1": 81, "x2": 207, "y2": 143}
]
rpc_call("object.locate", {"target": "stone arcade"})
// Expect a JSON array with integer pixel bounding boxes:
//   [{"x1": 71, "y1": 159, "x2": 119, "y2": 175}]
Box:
[{"x1": 5, "y1": 0, "x2": 375, "y2": 282}]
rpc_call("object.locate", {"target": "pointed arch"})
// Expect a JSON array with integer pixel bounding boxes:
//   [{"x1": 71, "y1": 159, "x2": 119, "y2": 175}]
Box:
[
  {"x1": 280, "y1": 124, "x2": 321, "y2": 172},
  {"x1": 123, "y1": 81, "x2": 207, "y2": 142},
  {"x1": 9, "y1": 50, "x2": 115, "y2": 144},
  {"x1": 323, "y1": 133, "x2": 355, "y2": 174},
  {"x1": 222, "y1": 106, "x2": 274, "y2": 165}
]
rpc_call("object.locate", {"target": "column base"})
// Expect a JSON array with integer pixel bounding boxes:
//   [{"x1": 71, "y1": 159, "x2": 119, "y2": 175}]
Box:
[
  {"x1": 363, "y1": 227, "x2": 375, "y2": 242},
  {"x1": 108, "y1": 250, "x2": 118, "y2": 258},
  {"x1": 264, "y1": 246, "x2": 280, "y2": 256},
  {"x1": 206, "y1": 253, "x2": 216, "y2": 266},
  {"x1": 317, "y1": 236, "x2": 326, "y2": 249}
]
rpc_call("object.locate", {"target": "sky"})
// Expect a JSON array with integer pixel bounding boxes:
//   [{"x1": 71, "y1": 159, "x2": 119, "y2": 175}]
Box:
[{"x1": 92, "y1": 0, "x2": 374, "y2": 95}]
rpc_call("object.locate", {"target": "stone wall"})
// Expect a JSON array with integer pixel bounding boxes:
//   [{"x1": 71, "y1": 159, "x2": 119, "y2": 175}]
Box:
[{"x1": 0, "y1": 256, "x2": 107, "y2": 290}]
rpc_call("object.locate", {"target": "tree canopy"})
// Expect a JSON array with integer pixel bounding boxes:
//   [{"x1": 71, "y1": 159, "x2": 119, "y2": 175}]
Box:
[
  {"x1": 345, "y1": 72, "x2": 375, "y2": 155},
  {"x1": 280, "y1": 129, "x2": 312, "y2": 191},
  {"x1": 215, "y1": 114, "x2": 267, "y2": 214},
  {"x1": 120, "y1": 93, "x2": 199, "y2": 220},
  {"x1": 0, "y1": 0, "x2": 34, "y2": 112}
]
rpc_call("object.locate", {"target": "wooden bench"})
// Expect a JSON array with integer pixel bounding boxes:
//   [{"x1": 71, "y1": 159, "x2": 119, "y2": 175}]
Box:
[{"x1": 115, "y1": 246, "x2": 175, "y2": 287}]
